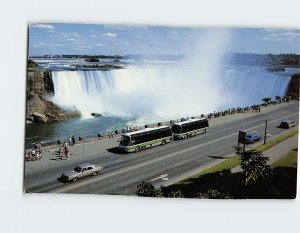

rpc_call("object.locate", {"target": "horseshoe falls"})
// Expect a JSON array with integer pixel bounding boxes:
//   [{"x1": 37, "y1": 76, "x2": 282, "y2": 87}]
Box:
[{"x1": 51, "y1": 65, "x2": 291, "y2": 120}]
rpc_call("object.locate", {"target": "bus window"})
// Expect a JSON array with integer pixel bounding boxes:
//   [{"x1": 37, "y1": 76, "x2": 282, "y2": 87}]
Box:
[
  {"x1": 172, "y1": 125, "x2": 182, "y2": 134},
  {"x1": 120, "y1": 136, "x2": 131, "y2": 146}
]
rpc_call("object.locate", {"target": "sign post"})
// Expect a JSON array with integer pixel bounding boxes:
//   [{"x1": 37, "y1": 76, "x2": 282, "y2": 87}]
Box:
[
  {"x1": 238, "y1": 131, "x2": 246, "y2": 152},
  {"x1": 264, "y1": 120, "x2": 268, "y2": 145}
]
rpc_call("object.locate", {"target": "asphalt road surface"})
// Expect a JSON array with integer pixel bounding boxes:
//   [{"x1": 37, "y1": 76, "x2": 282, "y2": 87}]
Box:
[{"x1": 24, "y1": 101, "x2": 299, "y2": 195}]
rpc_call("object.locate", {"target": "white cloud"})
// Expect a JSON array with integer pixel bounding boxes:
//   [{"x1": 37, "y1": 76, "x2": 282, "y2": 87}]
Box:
[
  {"x1": 102, "y1": 32, "x2": 117, "y2": 38},
  {"x1": 124, "y1": 42, "x2": 130, "y2": 46},
  {"x1": 90, "y1": 34, "x2": 97, "y2": 38},
  {"x1": 50, "y1": 44, "x2": 64, "y2": 47},
  {"x1": 96, "y1": 43, "x2": 104, "y2": 47},
  {"x1": 72, "y1": 32, "x2": 80, "y2": 38},
  {"x1": 66, "y1": 38, "x2": 76, "y2": 41},
  {"x1": 30, "y1": 24, "x2": 55, "y2": 30},
  {"x1": 260, "y1": 30, "x2": 300, "y2": 42}
]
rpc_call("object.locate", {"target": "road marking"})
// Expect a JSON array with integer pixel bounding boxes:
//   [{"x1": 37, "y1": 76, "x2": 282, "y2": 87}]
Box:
[
  {"x1": 266, "y1": 133, "x2": 273, "y2": 137},
  {"x1": 151, "y1": 174, "x2": 168, "y2": 182},
  {"x1": 52, "y1": 112, "x2": 299, "y2": 193}
]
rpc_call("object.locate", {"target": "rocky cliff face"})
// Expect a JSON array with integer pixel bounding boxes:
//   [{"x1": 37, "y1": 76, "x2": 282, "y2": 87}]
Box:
[
  {"x1": 26, "y1": 60, "x2": 80, "y2": 123},
  {"x1": 288, "y1": 72, "x2": 300, "y2": 97},
  {"x1": 27, "y1": 68, "x2": 53, "y2": 98}
]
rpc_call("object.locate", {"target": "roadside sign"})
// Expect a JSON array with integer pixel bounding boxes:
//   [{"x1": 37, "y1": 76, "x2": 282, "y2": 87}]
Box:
[{"x1": 238, "y1": 131, "x2": 246, "y2": 144}]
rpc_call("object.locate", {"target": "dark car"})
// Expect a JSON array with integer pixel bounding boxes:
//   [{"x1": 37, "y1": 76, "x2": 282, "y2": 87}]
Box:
[
  {"x1": 245, "y1": 133, "x2": 261, "y2": 144},
  {"x1": 279, "y1": 120, "x2": 295, "y2": 129}
]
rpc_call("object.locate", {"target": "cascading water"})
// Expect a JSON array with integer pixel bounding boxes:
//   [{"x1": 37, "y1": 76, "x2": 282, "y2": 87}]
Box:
[
  {"x1": 51, "y1": 65, "x2": 291, "y2": 122},
  {"x1": 217, "y1": 66, "x2": 291, "y2": 108}
]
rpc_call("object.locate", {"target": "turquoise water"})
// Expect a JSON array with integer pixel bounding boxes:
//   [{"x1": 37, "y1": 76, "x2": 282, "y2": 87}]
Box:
[{"x1": 25, "y1": 115, "x2": 133, "y2": 148}]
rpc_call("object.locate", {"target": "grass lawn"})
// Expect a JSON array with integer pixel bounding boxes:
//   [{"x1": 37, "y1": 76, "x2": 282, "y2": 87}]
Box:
[
  {"x1": 272, "y1": 148, "x2": 298, "y2": 168},
  {"x1": 256, "y1": 128, "x2": 298, "y2": 152}
]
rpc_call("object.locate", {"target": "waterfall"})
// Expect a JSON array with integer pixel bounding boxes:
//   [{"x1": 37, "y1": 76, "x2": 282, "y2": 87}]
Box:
[{"x1": 51, "y1": 66, "x2": 291, "y2": 119}]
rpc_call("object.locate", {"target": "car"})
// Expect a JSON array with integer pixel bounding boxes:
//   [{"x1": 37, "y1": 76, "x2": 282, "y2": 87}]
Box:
[
  {"x1": 245, "y1": 133, "x2": 261, "y2": 144},
  {"x1": 60, "y1": 163, "x2": 103, "y2": 182},
  {"x1": 279, "y1": 120, "x2": 296, "y2": 129}
]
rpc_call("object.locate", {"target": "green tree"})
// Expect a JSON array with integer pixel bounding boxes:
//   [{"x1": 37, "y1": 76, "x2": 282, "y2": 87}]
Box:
[
  {"x1": 136, "y1": 181, "x2": 163, "y2": 197},
  {"x1": 197, "y1": 189, "x2": 232, "y2": 199},
  {"x1": 235, "y1": 147, "x2": 273, "y2": 187},
  {"x1": 262, "y1": 97, "x2": 272, "y2": 106}
]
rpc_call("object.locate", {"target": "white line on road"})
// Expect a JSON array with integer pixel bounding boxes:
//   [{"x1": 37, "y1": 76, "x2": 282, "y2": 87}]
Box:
[{"x1": 151, "y1": 174, "x2": 168, "y2": 182}]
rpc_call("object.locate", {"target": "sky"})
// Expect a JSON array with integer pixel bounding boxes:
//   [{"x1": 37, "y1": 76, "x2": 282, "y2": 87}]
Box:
[{"x1": 28, "y1": 23, "x2": 300, "y2": 56}]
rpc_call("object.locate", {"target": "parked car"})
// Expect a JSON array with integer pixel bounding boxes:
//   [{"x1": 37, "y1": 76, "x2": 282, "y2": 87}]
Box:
[
  {"x1": 60, "y1": 163, "x2": 103, "y2": 182},
  {"x1": 245, "y1": 133, "x2": 261, "y2": 144},
  {"x1": 279, "y1": 120, "x2": 296, "y2": 129}
]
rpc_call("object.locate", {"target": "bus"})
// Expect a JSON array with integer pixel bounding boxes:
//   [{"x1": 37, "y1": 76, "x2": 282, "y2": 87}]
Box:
[
  {"x1": 171, "y1": 118, "x2": 209, "y2": 139},
  {"x1": 119, "y1": 126, "x2": 172, "y2": 152}
]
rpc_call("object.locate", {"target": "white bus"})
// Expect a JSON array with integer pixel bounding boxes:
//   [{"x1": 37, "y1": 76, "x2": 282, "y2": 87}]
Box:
[
  {"x1": 119, "y1": 126, "x2": 172, "y2": 152},
  {"x1": 171, "y1": 118, "x2": 209, "y2": 139}
]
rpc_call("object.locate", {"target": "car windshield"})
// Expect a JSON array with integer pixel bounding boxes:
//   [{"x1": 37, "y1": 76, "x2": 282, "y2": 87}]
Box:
[{"x1": 73, "y1": 166, "x2": 82, "y2": 172}]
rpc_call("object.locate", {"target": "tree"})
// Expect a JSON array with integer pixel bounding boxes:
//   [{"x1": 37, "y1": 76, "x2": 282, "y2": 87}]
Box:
[
  {"x1": 136, "y1": 181, "x2": 163, "y2": 197},
  {"x1": 167, "y1": 190, "x2": 184, "y2": 198},
  {"x1": 275, "y1": 96, "x2": 282, "y2": 103},
  {"x1": 262, "y1": 97, "x2": 272, "y2": 106},
  {"x1": 197, "y1": 189, "x2": 232, "y2": 199},
  {"x1": 235, "y1": 147, "x2": 273, "y2": 187}
]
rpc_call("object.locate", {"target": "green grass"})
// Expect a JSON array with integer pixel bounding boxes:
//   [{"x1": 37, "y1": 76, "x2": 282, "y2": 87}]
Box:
[
  {"x1": 272, "y1": 148, "x2": 298, "y2": 168},
  {"x1": 255, "y1": 128, "x2": 298, "y2": 152},
  {"x1": 175, "y1": 156, "x2": 240, "y2": 185},
  {"x1": 170, "y1": 127, "x2": 298, "y2": 187}
]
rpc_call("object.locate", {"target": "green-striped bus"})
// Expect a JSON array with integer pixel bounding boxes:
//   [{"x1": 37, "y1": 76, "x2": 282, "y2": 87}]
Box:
[
  {"x1": 171, "y1": 118, "x2": 209, "y2": 139},
  {"x1": 119, "y1": 126, "x2": 172, "y2": 152}
]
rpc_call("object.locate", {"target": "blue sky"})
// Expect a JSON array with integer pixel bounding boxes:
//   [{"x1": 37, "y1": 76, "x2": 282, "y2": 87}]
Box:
[{"x1": 28, "y1": 23, "x2": 300, "y2": 56}]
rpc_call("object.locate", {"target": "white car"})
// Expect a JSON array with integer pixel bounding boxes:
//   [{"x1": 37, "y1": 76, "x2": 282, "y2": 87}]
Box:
[{"x1": 61, "y1": 163, "x2": 103, "y2": 182}]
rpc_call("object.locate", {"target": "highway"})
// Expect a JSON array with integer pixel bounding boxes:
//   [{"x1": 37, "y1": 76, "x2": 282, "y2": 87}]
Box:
[{"x1": 24, "y1": 101, "x2": 299, "y2": 195}]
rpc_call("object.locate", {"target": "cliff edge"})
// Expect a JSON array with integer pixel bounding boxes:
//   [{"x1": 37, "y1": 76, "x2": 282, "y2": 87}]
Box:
[{"x1": 26, "y1": 60, "x2": 80, "y2": 123}]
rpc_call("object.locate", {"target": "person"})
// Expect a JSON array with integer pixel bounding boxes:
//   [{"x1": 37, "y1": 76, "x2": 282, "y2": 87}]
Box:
[
  {"x1": 71, "y1": 136, "x2": 76, "y2": 144},
  {"x1": 64, "y1": 143, "x2": 69, "y2": 159},
  {"x1": 69, "y1": 137, "x2": 72, "y2": 145},
  {"x1": 31, "y1": 148, "x2": 36, "y2": 160}
]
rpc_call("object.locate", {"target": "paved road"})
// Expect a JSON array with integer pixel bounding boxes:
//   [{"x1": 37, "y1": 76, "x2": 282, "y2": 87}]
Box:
[{"x1": 24, "y1": 101, "x2": 299, "y2": 195}]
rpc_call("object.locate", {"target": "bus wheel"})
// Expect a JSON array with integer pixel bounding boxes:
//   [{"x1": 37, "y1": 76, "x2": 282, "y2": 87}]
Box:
[
  {"x1": 135, "y1": 146, "x2": 140, "y2": 152},
  {"x1": 162, "y1": 140, "x2": 166, "y2": 145}
]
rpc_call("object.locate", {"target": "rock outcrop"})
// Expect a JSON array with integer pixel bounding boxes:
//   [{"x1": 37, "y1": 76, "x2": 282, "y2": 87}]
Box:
[
  {"x1": 32, "y1": 112, "x2": 48, "y2": 123},
  {"x1": 26, "y1": 60, "x2": 80, "y2": 123},
  {"x1": 288, "y1": 72, "x2": 300, "y2": 97}
]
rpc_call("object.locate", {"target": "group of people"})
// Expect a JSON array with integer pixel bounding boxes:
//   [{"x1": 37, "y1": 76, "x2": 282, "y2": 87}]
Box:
[{"x1": 25, "y1": 144, "x2": 42, "y2": 161}]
